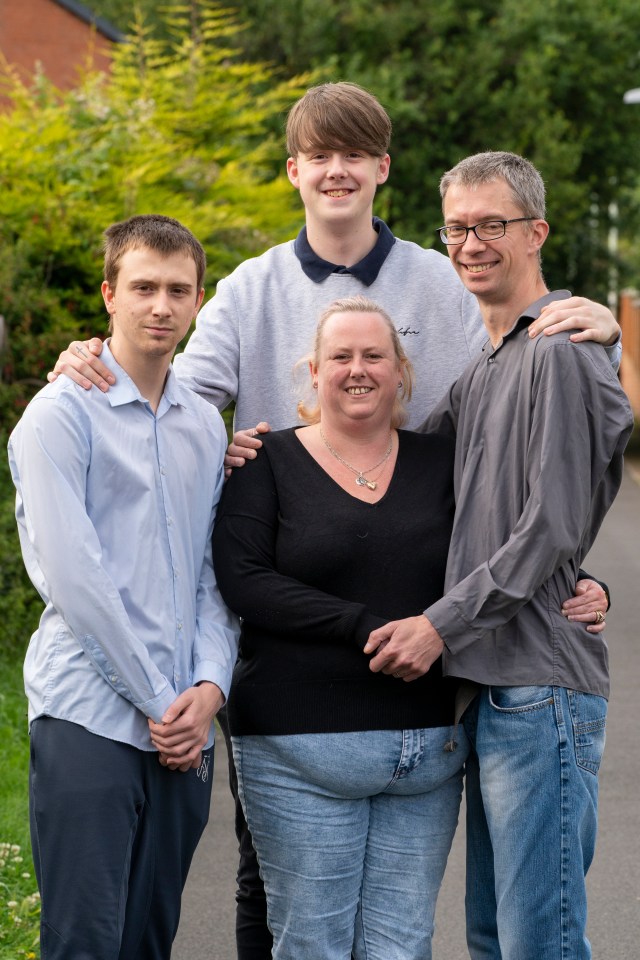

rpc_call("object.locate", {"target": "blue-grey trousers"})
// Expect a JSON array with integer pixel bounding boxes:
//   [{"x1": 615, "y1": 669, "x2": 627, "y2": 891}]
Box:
[{"x1": 29, "y1": 716, "x2": 213, "y2": 960}]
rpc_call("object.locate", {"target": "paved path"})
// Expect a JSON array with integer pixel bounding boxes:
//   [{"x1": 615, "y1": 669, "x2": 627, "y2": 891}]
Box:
[{"x1": 173, "y1": 467, "x2": 640, "y2": 960}]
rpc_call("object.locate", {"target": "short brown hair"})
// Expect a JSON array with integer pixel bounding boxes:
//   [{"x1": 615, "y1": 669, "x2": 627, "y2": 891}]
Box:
[
  {"x1": 103, "y1": 214, "x2": 206, "y2": 291},
  {"x1": 286, "y1": 83, "x2": 391, "y2": 158},
  {"x1": 297, "y1": 295, "x2": 413, "y2": 429}
]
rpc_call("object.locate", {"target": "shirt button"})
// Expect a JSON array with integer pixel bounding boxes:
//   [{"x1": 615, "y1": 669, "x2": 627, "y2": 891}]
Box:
[
  {"x1": 488, "y1": 356, "x2": 496, "y2": 364},
  {"x1": 110, "y1": 675, "x2": 118, "y2": 683},
  {"x1": 177, "y1": 622, "x2": 183, "y2": 631}
]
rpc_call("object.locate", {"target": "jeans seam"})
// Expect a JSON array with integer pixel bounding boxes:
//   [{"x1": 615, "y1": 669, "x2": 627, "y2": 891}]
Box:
[
  {"x1": 489, "y1": 699, "x2": 553, "y2": 715},
  {"x1": 555, "y1": 688, "x2": 571, "y2": 960},
  {"x1": 356, "y1": 865, "x2": 369, "y2": 960}
]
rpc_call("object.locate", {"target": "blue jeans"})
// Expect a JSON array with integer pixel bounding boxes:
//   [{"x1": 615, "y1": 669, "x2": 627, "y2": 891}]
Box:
[
  {"x1": 463, "y1": 686, "x2": 606, "y2": 960},
  {"x1": 232, "y1": 727, "x2": 468, "y2": 960}
]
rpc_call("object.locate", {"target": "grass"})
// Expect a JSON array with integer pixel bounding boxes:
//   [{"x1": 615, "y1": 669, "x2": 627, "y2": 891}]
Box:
[{"x1": 0, "y1": 654, "x2": 40, "y2": 959}]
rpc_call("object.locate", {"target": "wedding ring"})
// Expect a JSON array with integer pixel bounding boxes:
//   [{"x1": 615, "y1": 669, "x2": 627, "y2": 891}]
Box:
[{"x1": 594, "y1": 610, "x2": 605, "y2": 624}]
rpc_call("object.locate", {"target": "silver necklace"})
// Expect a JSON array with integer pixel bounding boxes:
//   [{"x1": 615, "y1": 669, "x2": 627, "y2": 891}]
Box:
[{"x1": 320, "y1": 428, "x2": 393, "y2": 491}]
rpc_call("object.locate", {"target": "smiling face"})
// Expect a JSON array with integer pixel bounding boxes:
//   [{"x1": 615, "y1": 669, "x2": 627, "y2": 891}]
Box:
[
  {"x1": 287, "y1": 147, "x2": 390, "y2": 233},
  {"x1": 103, "y1": 246, "x2": 204, "y2": 369},
  {"x1": 443, "y1": 179, "x2": 548, "y2": 310},
  {"x1": 312, "y1": 309, "x2": 402, "y2": 430}
]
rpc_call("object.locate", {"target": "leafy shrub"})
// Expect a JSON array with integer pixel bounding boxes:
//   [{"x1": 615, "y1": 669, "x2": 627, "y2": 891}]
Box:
[{"x1": 0, "y1": 1, "x2": 309, "y2": 432}]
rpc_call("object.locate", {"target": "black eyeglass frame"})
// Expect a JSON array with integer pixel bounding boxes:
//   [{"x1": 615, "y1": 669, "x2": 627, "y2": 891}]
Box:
[{"x1": 436, "y1": 217, "x2": 536, "y2": 245}]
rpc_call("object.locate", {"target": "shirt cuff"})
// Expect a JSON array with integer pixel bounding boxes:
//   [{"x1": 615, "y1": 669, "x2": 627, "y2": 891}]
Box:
[
  {"x1": 604, "y1": 334, "x2": 622, "y2": 372},
  {"x1": 141, "y1": 683, "x2": 179, "y2": 724},
  {"x1": 193, "y1": 659, "x2": 233, "y2": 701},
  {"x1": 425, "y1": 597, "x2": 480, "y2": 656}
]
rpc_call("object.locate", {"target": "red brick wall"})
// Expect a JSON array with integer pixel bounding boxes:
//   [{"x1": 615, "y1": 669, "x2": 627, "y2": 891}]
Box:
[{"x1": 0, "y1": 0, "x2": 116, "y2": 90}]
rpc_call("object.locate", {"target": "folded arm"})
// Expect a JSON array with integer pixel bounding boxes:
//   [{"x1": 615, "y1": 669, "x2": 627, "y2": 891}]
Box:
[
  {"x1": 369, "y1": 342, "x2": 631, "y2": 674},
  {"x1": 426, "y1": 342, "x2": 631, "y2": 653}
]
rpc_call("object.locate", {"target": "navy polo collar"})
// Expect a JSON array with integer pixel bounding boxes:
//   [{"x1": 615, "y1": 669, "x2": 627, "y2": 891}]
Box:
[{"x1": 293, "y1": 217, "x2": 396, "y2": 286}]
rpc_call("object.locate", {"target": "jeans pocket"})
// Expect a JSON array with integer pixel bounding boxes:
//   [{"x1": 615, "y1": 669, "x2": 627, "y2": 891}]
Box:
[
  {"x1": 488, "y1": 684, "x2": 554, "y2": 713},
  {"x1": 568, "y1": 690, "x2": 607, "y2": 775}
]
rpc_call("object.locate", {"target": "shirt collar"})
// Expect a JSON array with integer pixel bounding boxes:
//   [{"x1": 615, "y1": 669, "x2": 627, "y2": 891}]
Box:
[
  {"x1": 484, "y1": 290, "x2": 573, "y2": 353},
  {"x1": 517, "y1": 289, "x2": 572, "y2": 326},
  {"x1": 101, "y1": 340, "x2": 188, "y2": 411},
  {"x1": 293, "y1": 217, "x2": 396, "y2": 285}
]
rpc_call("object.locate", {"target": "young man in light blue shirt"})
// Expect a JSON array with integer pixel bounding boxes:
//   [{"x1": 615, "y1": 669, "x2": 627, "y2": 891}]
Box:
[{"x1": 8, "y1": 215, "x2": 238, "y2": 960}]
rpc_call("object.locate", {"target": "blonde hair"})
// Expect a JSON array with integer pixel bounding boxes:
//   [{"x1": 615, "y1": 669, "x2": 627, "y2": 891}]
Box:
[{"x1": 297, "y1": 296, "x2": 413, "y2": 429}]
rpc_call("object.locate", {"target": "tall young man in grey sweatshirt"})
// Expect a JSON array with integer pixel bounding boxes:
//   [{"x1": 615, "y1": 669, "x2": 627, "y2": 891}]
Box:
[{"x1": 51, "y1": 85, "x2": 619, "y2": 960}]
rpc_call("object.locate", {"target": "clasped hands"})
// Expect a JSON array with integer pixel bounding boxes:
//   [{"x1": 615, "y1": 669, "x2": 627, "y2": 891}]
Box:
[
  {"x1": 364, "y1": 577, "x2": 608, "y2": 683},
  {"x1": 148, "y1": 681, "x2": 224, "y2": 773},
  {"x1": 364, "y1": 615, "x2": 444, "y2": 682}
]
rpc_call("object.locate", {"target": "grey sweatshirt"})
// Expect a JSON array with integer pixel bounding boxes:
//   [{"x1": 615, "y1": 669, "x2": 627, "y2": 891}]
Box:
[{"x1": 174, "y1": 236, "x2": 486, "y2": 430}]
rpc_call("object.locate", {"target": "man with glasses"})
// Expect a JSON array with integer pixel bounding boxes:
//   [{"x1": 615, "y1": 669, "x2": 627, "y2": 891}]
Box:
[
  {"x1": 365, "y1": 151, "x2": 633, "y2": 960},
  {"x1": 438, "y1": 216, "x2": 539, "y2": 244}
]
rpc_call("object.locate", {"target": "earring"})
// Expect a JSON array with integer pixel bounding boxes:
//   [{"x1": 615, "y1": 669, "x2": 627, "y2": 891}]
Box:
[
  {"x1": 397, "y1": 381, "x2": 403, "y2": 389},
  {"x1": 312, "y1": 381, "x2": 318, "y2": 390}
]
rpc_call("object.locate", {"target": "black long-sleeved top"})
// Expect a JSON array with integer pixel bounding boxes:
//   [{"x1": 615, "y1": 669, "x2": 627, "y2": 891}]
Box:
[{"x1": 212, "y1": 428, "x2": 458, "y2": 735}]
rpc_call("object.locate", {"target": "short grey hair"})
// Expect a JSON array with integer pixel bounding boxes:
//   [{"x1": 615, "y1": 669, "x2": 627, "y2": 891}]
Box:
[{"x1": 439, "y1": 151, "x2": 546, "y2": 220}]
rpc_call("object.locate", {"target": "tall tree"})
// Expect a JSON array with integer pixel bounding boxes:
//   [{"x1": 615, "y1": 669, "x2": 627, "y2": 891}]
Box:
[{"x1": 229, "y1": 0, "x2": 640, "y2": 299}]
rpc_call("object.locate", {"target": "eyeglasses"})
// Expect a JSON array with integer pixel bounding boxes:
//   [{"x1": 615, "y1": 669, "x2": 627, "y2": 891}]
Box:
[{"x1": 437, "y1": 218, "x2": 536, "y2": 245}]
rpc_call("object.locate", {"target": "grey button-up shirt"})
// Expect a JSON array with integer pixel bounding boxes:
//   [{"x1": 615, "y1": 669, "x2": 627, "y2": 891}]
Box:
[{"x1": 423, "y1": 291, "x2": 633, "y2": 698}]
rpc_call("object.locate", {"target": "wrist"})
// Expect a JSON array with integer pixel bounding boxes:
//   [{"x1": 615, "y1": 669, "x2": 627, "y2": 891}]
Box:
[{"x1": 195, "y1": 680, "x2": 225, "y2": 710}]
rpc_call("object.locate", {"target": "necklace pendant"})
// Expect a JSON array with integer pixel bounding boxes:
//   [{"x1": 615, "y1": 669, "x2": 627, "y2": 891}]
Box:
[{"x1": 356, "y1": 474, "x2": 377, "y2": 491}]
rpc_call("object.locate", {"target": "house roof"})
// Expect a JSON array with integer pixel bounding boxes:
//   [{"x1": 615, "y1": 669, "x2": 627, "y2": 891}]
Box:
[{"x1": 51, "y1": 0, "x2": 124, "y2": 43}]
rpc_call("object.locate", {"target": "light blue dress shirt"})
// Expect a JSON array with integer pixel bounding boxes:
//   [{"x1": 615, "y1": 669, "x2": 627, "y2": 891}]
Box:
[{"x1": 8, "y1": 342, "x2": 238, "y2": 751}]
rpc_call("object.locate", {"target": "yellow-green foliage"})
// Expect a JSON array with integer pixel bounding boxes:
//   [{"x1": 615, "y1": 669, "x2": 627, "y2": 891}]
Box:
[
  {"x1": 0, "y1": 1, "x2": 309, "y2": 424},
  {"x1": 0, "y1": 3, "x2": 311, "y2": 668}
]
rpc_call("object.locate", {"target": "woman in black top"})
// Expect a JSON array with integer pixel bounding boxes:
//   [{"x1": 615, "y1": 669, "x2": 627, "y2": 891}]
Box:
[{"x1": 213, "y1": 295, "x2": 467, "y2": 960}]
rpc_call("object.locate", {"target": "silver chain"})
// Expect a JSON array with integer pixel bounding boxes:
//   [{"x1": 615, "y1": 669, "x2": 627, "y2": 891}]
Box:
[{"x1": 319, "y1": 428, "x2": 393, "y2": 490}]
